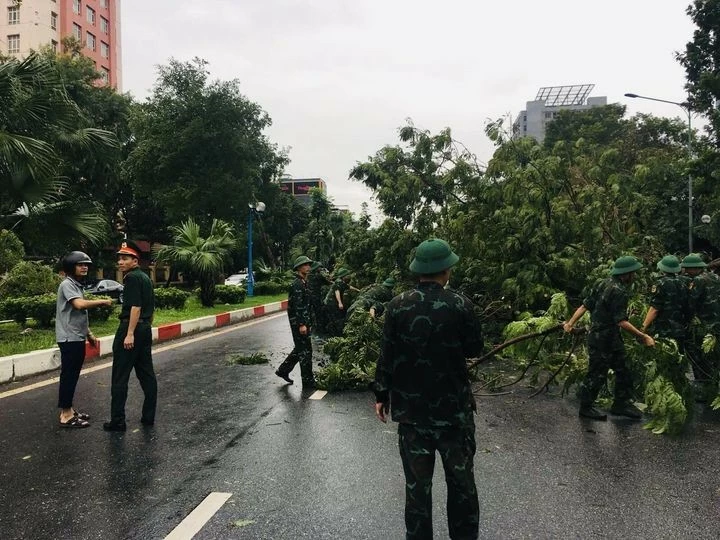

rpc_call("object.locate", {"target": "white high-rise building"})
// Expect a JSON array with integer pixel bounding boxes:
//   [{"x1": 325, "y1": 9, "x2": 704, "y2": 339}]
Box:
[{"x1": 513, "y1": 85, "x2": 607, "y2": 142}]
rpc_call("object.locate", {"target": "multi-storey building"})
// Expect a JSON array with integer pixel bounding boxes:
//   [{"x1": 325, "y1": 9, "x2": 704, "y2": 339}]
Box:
[
  {"x1": 280, "y1": 177, "x2": 328, "y2": 207},
  {"x1": 2, "y1": 0, "x2": 122, "y2": 89},
  {"x1": 513, "y1": 84, "x2": 607, "y2": 142}
]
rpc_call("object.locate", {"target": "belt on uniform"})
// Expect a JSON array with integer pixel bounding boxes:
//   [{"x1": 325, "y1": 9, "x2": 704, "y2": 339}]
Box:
[{"x1": 118, "y1": 318, "x2": 151, "y2": 323}]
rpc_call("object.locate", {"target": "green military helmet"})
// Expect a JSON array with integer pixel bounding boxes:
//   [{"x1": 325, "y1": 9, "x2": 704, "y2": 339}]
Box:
[
  {"x1": 292, "y1": 255, "x2": 313, "y2": 270},
  {"x1": 609, "y1": 255, "x2": 643, "y2": 276},
  {"x1": 657, "y1": 255, "x2": 681, "y2": 274},
  {"x1": 409, "y1": 238, "x2": 459, "y2": 274},
  {"x1": 334, "y1": 267, "x2": 351, "y2": 279},
  {"x1": 310, "y1": 261, "x2": 322, "y2": 271},
  {"x1": 680, "y1": 253, "x2": 707, "y2": 268},
  {"x1": 382, "y1": 277, "x2": 396, "y2": 288}
]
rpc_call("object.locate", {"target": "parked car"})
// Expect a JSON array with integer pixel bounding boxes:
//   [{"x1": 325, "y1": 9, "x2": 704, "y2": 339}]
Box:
[
  {"x1": 85, "y1": 279, "x2": 124, "y2": 303},
  {"x1": 224, "y1": 273, "x2": 248, "y2": 286}
]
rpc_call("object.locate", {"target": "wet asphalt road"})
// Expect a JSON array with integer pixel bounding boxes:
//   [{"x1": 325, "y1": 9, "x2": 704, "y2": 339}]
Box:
[{"x1": 1, "y1": 313, "x2": 720, "y2": 539}]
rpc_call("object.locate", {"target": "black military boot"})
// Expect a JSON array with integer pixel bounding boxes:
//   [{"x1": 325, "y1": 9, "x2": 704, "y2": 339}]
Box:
[
  {"x1": 275, "y1": 370, "x2": 293, "y2": 384},
  {"x1": 579, "y1": 406, "x2": 607, "y2": 421},
  {"x1": 610, "y1": 402, "x2": 642, "y2": 419}
]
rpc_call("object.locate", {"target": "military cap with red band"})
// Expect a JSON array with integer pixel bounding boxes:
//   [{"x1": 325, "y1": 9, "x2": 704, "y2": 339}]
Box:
[{"x1": 116, "y1": 240, "x2": 142, "y2": 259}]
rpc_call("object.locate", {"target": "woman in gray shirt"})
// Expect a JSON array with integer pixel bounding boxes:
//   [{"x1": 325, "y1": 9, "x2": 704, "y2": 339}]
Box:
[{"x1": 56, "y1": 251, "x2": 112, "y2": 428}]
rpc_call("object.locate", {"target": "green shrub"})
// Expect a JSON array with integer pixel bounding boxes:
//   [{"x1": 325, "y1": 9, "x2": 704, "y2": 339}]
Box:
[
  {"x1": 154, "y1": 286, "x2": 190, "y2": 310},
  {"x1": 25, "y1": 293, "x2": 57, "y2": 327},
  {"x1": 214, "y1": 284, "x2": 246, "y2": 304},
  {"x1": 0, "y1": 296, "x2": 30, "y2": 325},
  {"x1": 253, "y1": 281, "x2": 287, "y2": 296},
  {"x1": 86, "y1": 294, "x2": 115, "y2": 322},
  {"x1": 0, "y1": 229, "x2": 24, "y2": 274},
  {"x1": 0, "y1": 261, "x2": 61, "y2": 299}
]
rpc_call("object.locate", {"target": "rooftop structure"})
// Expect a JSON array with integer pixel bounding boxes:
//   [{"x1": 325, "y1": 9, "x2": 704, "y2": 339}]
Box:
[{"x1": 513, "y1": 84, "x2": 607, "y2": 142}]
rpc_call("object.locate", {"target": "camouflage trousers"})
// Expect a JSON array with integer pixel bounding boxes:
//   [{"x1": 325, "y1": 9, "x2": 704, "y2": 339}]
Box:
[
  {"x1": 398, "y1": 423, "x2": 479, "y2": 540},
  {"x1": 277, "y1": 331, "x2": 314, "y2": 384},
  {"x1": 578, "y1": 344, "x2": 633, "y2": 407}
]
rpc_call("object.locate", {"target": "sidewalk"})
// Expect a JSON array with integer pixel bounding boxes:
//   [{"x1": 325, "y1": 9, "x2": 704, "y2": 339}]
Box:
[{"x1": 0, "y1": 300, "x2": 288, "y2": 384}]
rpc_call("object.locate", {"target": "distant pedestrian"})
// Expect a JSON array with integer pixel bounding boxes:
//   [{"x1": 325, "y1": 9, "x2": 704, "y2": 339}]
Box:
[
  {"x1": 564, "y1": 256, "x2": 654, "y2": 421},
  {"x1": 375, "y1": 238, "x2": 484, "y2": 540},
  {"x1": 56, "y1": 251, "x2": 113, "y2": 428},
  {"x1": 276, "y1": 255, "x2": 315, "y2": 388},
  {"x1": 103, "y1": 240, "x2": 157, "y2": 432}
]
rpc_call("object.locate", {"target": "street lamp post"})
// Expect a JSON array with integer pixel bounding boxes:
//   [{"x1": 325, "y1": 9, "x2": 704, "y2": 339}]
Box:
[
  {"x1": 246, "y1": 201, "x2": 266, "y2": 297},
  {"x1": 625, "y1": 93, "x2": 694, "y2": 252}
]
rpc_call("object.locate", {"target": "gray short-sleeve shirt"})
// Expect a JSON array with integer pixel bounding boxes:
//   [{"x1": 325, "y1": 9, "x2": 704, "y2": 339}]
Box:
[{"x1": 55, "y1": 277, "x2": 88, "y2": 343}]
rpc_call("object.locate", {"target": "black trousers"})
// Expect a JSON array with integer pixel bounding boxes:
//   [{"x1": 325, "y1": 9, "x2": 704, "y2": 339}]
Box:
[
  {"x1": 58, "y1": 341, "x2": 86, "y2": 409},
  {"x1": 110, "y1": 322, "x2": 157, "y2": 423},
  {"x1": 277, "y1": 330, "x2": 314, "y2": 383}
]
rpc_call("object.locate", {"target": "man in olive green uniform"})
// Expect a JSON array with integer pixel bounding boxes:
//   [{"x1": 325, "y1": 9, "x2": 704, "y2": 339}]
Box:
[
  {"x1": 375, "y1": 239, "x2": 483, "y2": 540},
  {"x1": 681, "y1": 254, "x2": 720, "y2": 400},
  {"x1": 276, "y1": 255, "x2": 315, "y2": 387},
  {"x1": 346, "y1": 277, "x2": 395, "y2": 321},
  {"x1": 308, "y1": 261, "x2": 332, "y2": 335},
  {"x1": 564, "y1": 256, "x2": 655, "y2": 421},
  {"x1": 323, "y1": 267, "x2": 357, "y2": 336},
  {"x1": 641, "y1": 255, "x2": 690, "y2": 343},
  {"x1": 104, "y1": 240, "x2": 156, "y2": 432}
]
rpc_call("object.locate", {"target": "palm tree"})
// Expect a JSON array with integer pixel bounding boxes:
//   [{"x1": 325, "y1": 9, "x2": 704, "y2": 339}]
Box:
[
  {"x1": 155, "y1": 218, "x2": 237, "y2": 307},
  {"x1": 0, "y1": 53, "x2": 118, "y2": 248}
]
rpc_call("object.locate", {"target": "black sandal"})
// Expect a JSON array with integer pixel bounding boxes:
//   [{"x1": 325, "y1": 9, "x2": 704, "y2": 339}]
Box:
[
  {"x1": 60, "y1": 416, "x2": 90, "y2": 428},
  {"x1": 73, "y1": 411, "x2": 91, "y2": 421}
]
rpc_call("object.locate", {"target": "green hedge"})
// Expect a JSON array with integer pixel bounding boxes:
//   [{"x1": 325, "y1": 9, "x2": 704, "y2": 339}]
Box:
[
  {"x1": 0, "y1": 261, "x2": 61, "y2": 299},
  {"x1": 214, "y1": 284, "x2": 247, "y2": 304},
  {"x1": 154, "y1": 287, "x2": 190, "y2": 310},
  {"x1": 253, "y1": 281, "x2": 287, "y2": 296},
  {"x1": 0, "y1": 293, "x2": 56, "y2": 327},
  {"x1": 86, "y1": 294, "x2": 114, "y2": 322}
]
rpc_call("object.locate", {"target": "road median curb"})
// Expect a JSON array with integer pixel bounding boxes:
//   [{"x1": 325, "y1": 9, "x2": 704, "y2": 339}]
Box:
[{"x1": 0, "y1": 300, "x2": 288, "y2": 384}]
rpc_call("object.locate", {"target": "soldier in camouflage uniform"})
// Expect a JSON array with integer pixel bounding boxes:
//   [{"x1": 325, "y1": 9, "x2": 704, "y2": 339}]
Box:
[
  {"x1": 345, "y1": 277, "x2": 395, "y2": 321},
  {"x1": 564, "y1": 256, "x2": 655, "y2": 421},
  {"x1": 641, "y1": 255, "x2": 690, "y2": 343},
  {"x1": 681, "y1": 254, "x2": 720, "y2": 400},
  {"x1": 374, "y1": 239, "x2": 483, "y2": 540},
  {"x1": 275, "y1": 255, "x2": 315, "y2": 387},
  {"x1": 308, "y1": 261, "x2": 332, "y2": 335},
  {"x1": 323, "y1": 267, "x2": 358, "y2": 336}
]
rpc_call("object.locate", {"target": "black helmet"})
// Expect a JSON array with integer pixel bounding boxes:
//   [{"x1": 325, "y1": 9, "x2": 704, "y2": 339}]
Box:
[{"x1": 62, "y1": 251, "x2": 93, "y2": 274}]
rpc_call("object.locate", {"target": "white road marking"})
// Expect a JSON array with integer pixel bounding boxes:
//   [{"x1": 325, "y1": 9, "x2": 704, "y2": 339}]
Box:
[
  {"x1": 0, "y1": 313, "x2": 285, "y2": 400},
  {"x1": 164, "y1": 492, "x2": 232, "y2": 540},
  {"x1": 308, "y1": 390, "x2": 327, "y2": 400}
]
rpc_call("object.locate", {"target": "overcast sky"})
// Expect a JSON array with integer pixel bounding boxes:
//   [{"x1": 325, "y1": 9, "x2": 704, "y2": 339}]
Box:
[{"x1": 120, "y1": 0, "x2": 696, "y2": 218}]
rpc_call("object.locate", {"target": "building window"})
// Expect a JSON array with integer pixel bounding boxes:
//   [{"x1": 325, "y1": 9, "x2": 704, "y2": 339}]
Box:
[
  {"x1": 73, "y1": 23, "x2": 82, "y2": 40},
  {"x1": 100, "y1": 41, "x2": 109, "y2": 58},
  {"x1": 51, "y1": 40, "x2": 58, "y2": 53},
  {"x1": 100, "y1": 67, "x2": 110, "y2": 84},
  {"x1": 87, "y1": 32, "x2": 95, "y2": 51},
  {"x1": 73, "y1": 0, "x2": 81, "y2": 15},
  {"x1": 100, "y1": 16, "x2": 109, "y2": 33},
  {"x1": 51, "y1": 12, "x2": 57, "y2": 30},
  {"x1": 100, "y1": 0, "x2": 108, "y2": 8},
  {"x1": 7, "y1": 34, "x2": 20, "y2": 54},
  {"x1": 87, "y1": 6, "x2": 95, "y2": 24},
  {"x1": 8, "y1": 6, "x2": 19, "y2": 25}
]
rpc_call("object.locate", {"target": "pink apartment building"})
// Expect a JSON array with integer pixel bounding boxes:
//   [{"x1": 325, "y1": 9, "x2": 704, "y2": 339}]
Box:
[{"x1": 2, "y1": 0, "x2": 122, "y2": 90}]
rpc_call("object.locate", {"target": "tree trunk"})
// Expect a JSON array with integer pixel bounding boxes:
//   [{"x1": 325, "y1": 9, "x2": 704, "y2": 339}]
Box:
[{"x1": 200, "y1": 280, "x2": 215, "y2": 307}]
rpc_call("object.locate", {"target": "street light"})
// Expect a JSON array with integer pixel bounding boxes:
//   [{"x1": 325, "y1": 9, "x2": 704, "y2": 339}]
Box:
[
  {"x1": 246, "y1": 201, "x2": 266, "y2": 297},
  {"x1": 625, "y1": 92, "x2": 694, "y2": 252}
]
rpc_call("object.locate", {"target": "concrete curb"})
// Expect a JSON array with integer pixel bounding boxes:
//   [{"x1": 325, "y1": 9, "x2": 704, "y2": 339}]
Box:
[{"x1": 0, "y1": 300, "x2": 288, "y2": 384}]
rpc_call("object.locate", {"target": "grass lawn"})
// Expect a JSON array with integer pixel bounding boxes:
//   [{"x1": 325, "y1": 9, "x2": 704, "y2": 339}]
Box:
[{"x1": 0, "y1": 294, "x2": 287, "y2": 357}]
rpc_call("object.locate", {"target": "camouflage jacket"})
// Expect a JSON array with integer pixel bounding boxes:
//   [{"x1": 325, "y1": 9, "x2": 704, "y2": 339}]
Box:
[
  {"x1": 348, "y1": 284, "x2": 393, "y2": 314},
  {"x1": 287, "y1": 275, "x2": 312, "y2": 329},
  {"x1": 689, "y1": 271, "x2": 720, "y2": 330},
  {"x1": 308, "y1": 267, "x2": 331, "y2": 300},
  {"x1": 324, "y1": 279, "x2": 349, "y2": 307},
  {"x1": 648, "y1": 274, "x2": 690, "y2": 339},
  {"x1": 583, "y1": 277, "x2": 629, "y2": 350},
  {"x1": 374, "y1": 281, "x2": 484, "y2": 427}
]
